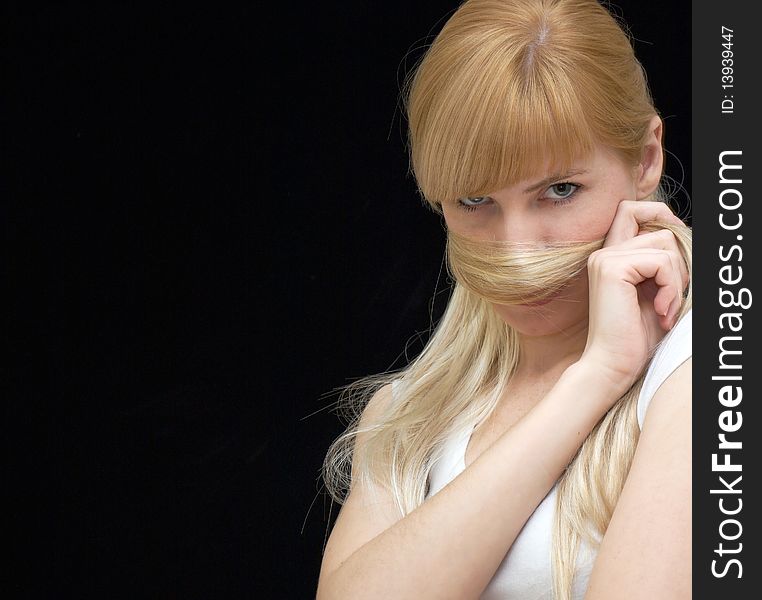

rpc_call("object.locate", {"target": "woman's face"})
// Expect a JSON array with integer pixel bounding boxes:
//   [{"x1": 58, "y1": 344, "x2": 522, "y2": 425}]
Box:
[{"x1": 441, "y1": 143, "x2": 640, "y2": 337}]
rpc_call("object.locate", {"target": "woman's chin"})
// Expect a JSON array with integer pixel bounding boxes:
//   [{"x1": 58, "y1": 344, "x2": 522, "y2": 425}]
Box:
[{"x1": 491, "y1": 301, "x2": 585, "y2": 337}]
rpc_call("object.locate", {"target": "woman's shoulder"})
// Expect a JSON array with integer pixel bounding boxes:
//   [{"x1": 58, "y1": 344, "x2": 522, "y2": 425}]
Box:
[
  {"x1": 361, "y1": 382, "x2": 396, "y2": 425},
  {"x1": 637, "y1": 308, "x2": 692, "y2": 428}
]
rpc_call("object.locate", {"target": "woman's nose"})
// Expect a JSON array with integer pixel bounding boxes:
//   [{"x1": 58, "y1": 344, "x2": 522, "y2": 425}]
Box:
[{"x1": 491, "y1": 208, "x2": 544, "y2": 244}]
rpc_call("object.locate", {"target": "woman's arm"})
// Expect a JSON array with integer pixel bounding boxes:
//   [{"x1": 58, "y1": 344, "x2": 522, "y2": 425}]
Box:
[
  {"x1": 585, "y1": 358, "x2": 692, "y2": 600},
  {"x1": 317, "y1": 361, "x2": 623, "y2": 600}
]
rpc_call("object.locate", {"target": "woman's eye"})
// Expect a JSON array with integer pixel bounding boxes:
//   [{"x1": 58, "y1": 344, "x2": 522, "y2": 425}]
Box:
[
  {"x1": 456, "y1": 196, "x2": 490, "y2": 212},
  {"x1": 545, "y1": 182, "x2": 581, "y2": 203}
]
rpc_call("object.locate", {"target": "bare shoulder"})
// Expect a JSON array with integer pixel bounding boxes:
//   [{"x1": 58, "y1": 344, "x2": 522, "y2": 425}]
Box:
[
  {"x1": 354, "y1": 382, "x2": 395, "y2": 443},
  {"x1": 318, "y1": 383, "x2": 402, "y2": 584},
  {"x1": 642, "y1": 356, "x2": 691, "y2": 424},
  {"x1": 585, "y1": 358, "x2": 691, "y2": 599}
]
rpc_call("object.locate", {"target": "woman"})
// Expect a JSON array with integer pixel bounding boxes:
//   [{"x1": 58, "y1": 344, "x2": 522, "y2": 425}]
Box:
[{"x1": 318, "y1": 0, "x2": 691, "y2": 598}]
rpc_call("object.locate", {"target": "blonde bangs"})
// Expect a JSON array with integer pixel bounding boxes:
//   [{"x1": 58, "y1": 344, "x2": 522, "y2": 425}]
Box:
[{"x1": 407, "y1": 35, "x2": 597, "y2": 207}]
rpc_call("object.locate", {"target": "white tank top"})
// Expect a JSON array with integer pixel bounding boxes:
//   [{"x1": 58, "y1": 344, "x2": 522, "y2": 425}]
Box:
[{"x1": 414, "y1": 309, "x2": 692, "y2": 599}]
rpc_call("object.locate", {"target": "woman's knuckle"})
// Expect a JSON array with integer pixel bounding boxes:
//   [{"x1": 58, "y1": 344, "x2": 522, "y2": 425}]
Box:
[
  {"x1": 659, "y1": 252, "x2": 673, "y2": 268},
  {"x1": 597, "y1": 258, "x2": 618, "y2": 277},
  {"x1": 620, "y1": 200, "x2": 637, "y2": 212},
  {"x1": 658, "y1": 228, "x2": 675, "y2": 243}
]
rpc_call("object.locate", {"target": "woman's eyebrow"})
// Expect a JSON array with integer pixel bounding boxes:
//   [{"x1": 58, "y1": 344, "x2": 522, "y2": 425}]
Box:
[{"x1": 522, "y1": 169, "x2": 589, "y2": 194}]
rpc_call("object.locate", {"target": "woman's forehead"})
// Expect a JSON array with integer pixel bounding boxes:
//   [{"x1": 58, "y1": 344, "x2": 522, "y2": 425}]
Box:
[{"x1": 471, "y1": 143, "x2": 629, "y2": 196}]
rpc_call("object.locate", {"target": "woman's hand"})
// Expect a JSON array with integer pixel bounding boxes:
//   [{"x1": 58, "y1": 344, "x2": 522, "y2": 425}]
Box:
[{"x1": 579, "y1": 200, "x2": 689, "y2": 398}]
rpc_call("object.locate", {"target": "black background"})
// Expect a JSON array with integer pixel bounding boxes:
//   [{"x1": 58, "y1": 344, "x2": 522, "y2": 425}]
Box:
[{"x1": 6, "y1": 1, "x2": 690, "y2": 597}]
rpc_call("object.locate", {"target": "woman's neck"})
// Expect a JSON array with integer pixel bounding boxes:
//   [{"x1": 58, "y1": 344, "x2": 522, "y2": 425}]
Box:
[{"x1": 514, "y1": 319, "x2": 589, "y2": 380}]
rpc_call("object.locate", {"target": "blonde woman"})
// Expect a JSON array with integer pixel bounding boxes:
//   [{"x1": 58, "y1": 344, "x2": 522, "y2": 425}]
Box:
[{"x1": 317, "y1": 1, "x2": 691, "y2": 598}]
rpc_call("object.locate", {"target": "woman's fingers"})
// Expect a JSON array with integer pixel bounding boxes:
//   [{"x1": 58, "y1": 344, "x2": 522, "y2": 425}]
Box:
[
  {"x1": 603, "y1": 200, "x2": 684, "y2": 247},
  {"x1": 602, "y1": 229, "x2": 689, "y2": 294},
  {"x1": 587, "y1": 248, "x2": 684, "y2": 330},
  {"x1": 597, "y1": 203, "x2": 689, "y2": 328}
]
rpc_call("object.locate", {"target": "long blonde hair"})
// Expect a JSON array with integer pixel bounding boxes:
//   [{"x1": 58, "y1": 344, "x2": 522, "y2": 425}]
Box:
[{"x1": 322, "y1": 1, "x2": 691, "y2": 598}]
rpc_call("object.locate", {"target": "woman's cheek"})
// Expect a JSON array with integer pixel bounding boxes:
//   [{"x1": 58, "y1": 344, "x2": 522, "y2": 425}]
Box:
[{"x1": 585, "y1": 198, "x2": 623, "y2": 239}]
